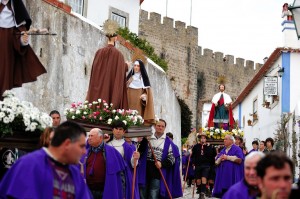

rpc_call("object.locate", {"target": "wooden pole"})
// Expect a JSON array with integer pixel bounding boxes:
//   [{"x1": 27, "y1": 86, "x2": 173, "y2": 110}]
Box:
[
  {"x1": 182, "y1": 153, "x2": 192, "y2": 192},
  {"x1": 148, "y1": 141, "x2": 172, "y2": 199}
]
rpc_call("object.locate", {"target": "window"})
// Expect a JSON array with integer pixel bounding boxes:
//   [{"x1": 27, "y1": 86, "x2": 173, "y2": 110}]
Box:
[
  {"x1": 109, "y1": 7, "x2": 129, "y2": 28},
  {"x1": 111, "y1": 12, "x2": 126, "y2": 28},
  {"x1": 67, "y1": 0, "x2": 84, "y2": 15},
  {"x1": 253, "y1": 98, "x2": 258, "y2": 115},
  {"x1": 252, "y1": 98, "x2": 258, "y2": 123}
]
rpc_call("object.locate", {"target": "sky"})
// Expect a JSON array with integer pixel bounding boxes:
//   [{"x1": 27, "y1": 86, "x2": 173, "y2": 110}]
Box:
[{"x1": 141, "y1": 0, "x2": 292, "y2": 64}]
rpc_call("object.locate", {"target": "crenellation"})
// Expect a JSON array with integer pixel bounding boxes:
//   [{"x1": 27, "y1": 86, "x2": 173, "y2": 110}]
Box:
[
  {"x1": 203, "y1": 48, "x2": 213, "y2": 57},
  {"x1": 149, "y1": 12, "x2": 161, "y2": 24},
  {"x1": 187, "y1": 26, "x2": 198, "y2": 36},
  {"x1": 225, "y1": 55, "x2": 234, "y2": 65},
  {"x1": 163, "y1": 17, "x2": 174, "y2": 28},
  {"x1": 236, "y1": 58, "x2": 245, "y2": 66},
  {"x1": 140, "y1": 10, "x2": 148, "y2": 20},
  {"x1": 214, "y1": 52, "x2": 223, "y2": 61},
  {"x1": 246, "y1": 60, "x2": 254, "y2": 69},
  {"x1": 175, "y1": 21, "x2": 186, "y2": 30},
  {"x1": 255, "y1": 63, "x2": 263, "y2": 70}
]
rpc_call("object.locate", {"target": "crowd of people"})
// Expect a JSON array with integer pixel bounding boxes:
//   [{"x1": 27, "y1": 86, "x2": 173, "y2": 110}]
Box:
[
  {"x1": 182, "y1": 132, "x2": 300, "y2": 199},
  {"x1": 1, "y1": 2, "x2": 300, "y2": 199}
]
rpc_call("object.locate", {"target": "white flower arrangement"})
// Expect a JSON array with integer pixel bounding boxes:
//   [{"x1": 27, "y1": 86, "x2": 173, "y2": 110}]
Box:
[
  {"x1": 0, "y1": 91, "x2": 53, "y2": 136},
  {"x1": 201, "y1": 127, "x2": 244, "y2": 140}
]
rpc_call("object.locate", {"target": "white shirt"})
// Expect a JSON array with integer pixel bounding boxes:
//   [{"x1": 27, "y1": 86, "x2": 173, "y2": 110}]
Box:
[{"x1": 0, "y1": 4, "x2": 15, "y2": 28}]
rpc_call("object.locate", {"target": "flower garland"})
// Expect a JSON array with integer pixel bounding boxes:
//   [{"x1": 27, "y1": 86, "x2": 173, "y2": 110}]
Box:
[{"x1": 64, "y1": 99, "x2": 144, "y2": 128}]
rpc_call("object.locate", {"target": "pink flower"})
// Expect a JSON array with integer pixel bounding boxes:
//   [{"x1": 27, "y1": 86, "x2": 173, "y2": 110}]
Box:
[
  {"x1": 82, "y1": 116, "x2": 86, "y2": 119},
  {"x1": 94, "y1": 116, "x2": 97, "y2": 119},
  {"x1": 100, "y1": 117, "x2": 102, "y2": 120},
  {"x1": 71, "y1": 103, "x2": 76, "y2": 108},
  {"x1": 96, "y1": 106, "x2": 100, "y2": 109}
]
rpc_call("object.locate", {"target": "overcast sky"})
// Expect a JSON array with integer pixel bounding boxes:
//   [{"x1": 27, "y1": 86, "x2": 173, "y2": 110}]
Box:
[{"x1": 141, "y1": 0, "x2": 292, "y2": 64}]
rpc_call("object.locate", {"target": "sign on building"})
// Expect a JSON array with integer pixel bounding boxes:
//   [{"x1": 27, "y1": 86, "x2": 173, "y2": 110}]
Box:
[{"x1": 264, "y1": 76, "x2": 278, "y2": 95}]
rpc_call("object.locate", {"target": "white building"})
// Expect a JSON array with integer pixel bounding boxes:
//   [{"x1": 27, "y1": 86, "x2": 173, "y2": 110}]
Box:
[
  {"x1": 62, "y1": 0, "x2": 142, "y2": 34},
  {"x1": 232, "y1": 5, "x2": 300, "y2": 176}
]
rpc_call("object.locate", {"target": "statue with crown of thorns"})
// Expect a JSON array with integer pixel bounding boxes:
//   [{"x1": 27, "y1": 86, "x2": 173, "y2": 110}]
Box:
[{"x1": 207, "y1": 75, "x2": 234, "y2": 130}]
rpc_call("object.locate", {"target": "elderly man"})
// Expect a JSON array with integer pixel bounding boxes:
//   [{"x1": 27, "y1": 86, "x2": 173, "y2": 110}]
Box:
[
  {"x1": 0, "y1": 121, "x2": 91, "y2": 198},
  {"x1": 256, "y1": 152, "x2": 293, "y2": 199},
  {"x1": 213, "y1": 135, "x2": 244, "y2": 198},
  {"x1": 223, "y1": 151, "x2": 265, "y2": 199},
  {"x1": 86, "y1": 127, "x2": 138, "y2": 199}
]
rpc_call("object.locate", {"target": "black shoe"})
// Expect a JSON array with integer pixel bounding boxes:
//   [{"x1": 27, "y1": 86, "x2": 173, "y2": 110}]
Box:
[{"x1": 198, "y1": 192, "x2": 205, "y2": 199}]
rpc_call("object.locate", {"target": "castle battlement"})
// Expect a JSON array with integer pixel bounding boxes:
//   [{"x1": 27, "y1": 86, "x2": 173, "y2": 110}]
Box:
[
  {"x1": 139, "y1": 9, "x2": 262, "y2": 127},
  {"x1": 140, "y1": 10, "x2": 198, "y2": 37},
  {"x1": 201, "y1": 48, "x2": 261, "y2": 69}
]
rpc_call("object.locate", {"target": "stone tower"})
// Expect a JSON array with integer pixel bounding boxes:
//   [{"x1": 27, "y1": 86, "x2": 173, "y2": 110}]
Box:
[{"x1": 139, "y1": 10, "x2": 262, "y2": 128}]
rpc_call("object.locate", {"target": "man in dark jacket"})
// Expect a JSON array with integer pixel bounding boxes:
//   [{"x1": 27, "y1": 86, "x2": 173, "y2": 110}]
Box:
[{"x1": 191, "y1": 132, "x2": 216, "y2": 199}]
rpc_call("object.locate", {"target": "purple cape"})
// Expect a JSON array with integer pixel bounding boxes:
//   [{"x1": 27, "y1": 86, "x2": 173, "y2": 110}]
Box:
[
  {"x1": 84, "y1": 143, "x2": 139, "y2": 199},
  {"x1": 182, "y1": 153, "x2": 194, "y2": 177},
  {"x1": 222, "y1": 179, "x2": 257, "y2": 199},
  {"x1": 160, "y1": 137, "x2": 183, "y2": 198},
  {"x1": 0, "y1": 149, "x2": 92, "y2": 199},
  {"x1": 213, "y1": 144, "x2": 244, "y2": 197}
]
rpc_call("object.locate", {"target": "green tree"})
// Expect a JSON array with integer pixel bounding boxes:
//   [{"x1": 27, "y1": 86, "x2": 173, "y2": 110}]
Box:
[{"x1": 178, "y1": 98, "x2": 192, "y2": 138}]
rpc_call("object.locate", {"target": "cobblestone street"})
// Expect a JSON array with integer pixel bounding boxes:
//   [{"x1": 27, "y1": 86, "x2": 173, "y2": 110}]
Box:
[{"x1": 180, "y1": 184, "x2": 219, "y2": 199}]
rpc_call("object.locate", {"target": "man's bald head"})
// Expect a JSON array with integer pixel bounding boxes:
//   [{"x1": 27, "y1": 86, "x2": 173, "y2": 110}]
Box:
[{"x1": 88, "y1": 128, "x2": 103, "y2": 147}]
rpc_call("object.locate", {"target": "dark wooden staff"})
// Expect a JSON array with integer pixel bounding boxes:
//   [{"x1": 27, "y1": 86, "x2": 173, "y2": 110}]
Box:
[
  {"x1": 148, "y1": 141, "x2": 172, "y2": 199},
  {"x1": 182, "y1": 152, "x2": 192, "y2": 192}
]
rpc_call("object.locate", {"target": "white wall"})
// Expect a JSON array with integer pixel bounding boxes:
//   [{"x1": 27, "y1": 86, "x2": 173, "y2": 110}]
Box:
[
  {"x1": 86, "y1": 0, "x2": 140, "y2": 34},
  {"x1": 233, "y1": 59, "x2": 282, "y2": 150},
  {"x1": 290, "y1": 53, "x2": 300, "y2": 111},
  {"x1": 14, "y1": 0, "x2": 181, "y2": 146}
]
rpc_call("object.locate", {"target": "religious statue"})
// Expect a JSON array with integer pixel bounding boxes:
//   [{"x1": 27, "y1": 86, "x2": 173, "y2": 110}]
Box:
[
  {"x1": 0, "y1": 0, "x2": 47, "y2": 100},
  {"x1": 126, "y1": 51, "x2": 155, "y2": 124},
  {"x1": 208, "y1": 76, "x2": 234, "y2": 130},
  {"x1": 282, "y1": 3, "x2": 293, "y2": 21},
  {"x1": 86, "y1": 19, "x2": 129, "y2": 109}
]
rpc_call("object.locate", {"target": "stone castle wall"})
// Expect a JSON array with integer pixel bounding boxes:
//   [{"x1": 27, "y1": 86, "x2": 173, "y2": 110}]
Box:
[
  {"x1": 139, "y1": 10, "x2": 263, "y2": 127},
  {"x1": 139, "y1": 10, "x2": 198, "y2": 127}
]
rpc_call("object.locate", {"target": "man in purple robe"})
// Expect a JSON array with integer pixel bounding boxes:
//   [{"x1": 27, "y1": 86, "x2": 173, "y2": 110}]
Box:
[
  {"x1": 0, "y1": 121, "x2": 92, "y2": 199},
  {"x1": 138, "y1": 119, "x2": 183, "y2": 199},
  {"x1": 223, "y1": 151, "x2": 265, "y2": 199},
  {"x1": 213, "y1": 134, "x2": 244, "y2": 198},
  {"x1": 84, "y1": 127, "x2": 139, "y2": 199}
]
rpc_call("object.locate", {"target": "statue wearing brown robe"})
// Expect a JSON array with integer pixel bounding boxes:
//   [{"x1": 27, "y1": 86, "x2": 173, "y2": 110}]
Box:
[
  {"x1": 0, "y1": 0, "x2": 46, "y2": 100},
  {"x1": 86, "y1": 44, "x2": 128, "y2": 110}
]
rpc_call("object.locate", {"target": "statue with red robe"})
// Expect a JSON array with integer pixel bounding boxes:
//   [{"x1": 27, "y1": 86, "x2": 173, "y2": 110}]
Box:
[{"x1": 208, "y1": 84, "x2": 234, "y2": 130}]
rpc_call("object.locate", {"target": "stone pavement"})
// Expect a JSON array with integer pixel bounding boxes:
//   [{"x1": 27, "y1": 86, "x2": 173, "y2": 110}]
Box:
[{"x1": 179, "y1": 184, "x2": 219, "y2": 199}]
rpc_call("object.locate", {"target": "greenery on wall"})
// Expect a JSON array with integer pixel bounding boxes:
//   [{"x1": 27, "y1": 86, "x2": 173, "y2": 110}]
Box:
[
  {"x1": 274, "y1": 113, "x2": 292, "y2": 153},
  {"x1": 178, "y1": 98, "x2": 192, "y2": 138},
  {"x1": 117, "y1": 27, "x2": 168, "y2": 71}
]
